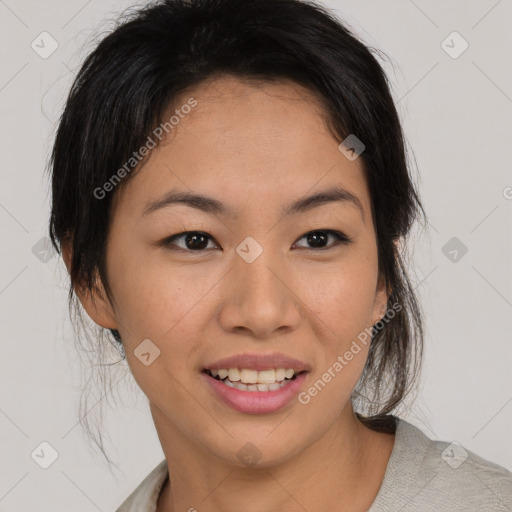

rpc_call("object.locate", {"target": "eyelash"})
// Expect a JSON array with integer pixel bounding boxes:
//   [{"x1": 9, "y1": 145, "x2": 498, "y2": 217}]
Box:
[{"x1": 160, "y1": 229, "x2": 352, "y2": 253}]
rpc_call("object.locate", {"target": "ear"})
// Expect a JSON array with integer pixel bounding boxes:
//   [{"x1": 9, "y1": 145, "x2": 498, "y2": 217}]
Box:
[
  {"x1": 371, "y1": 272, "x2": 391, "y2": 327},
  {"x1": 62, "y1": 240, "x2": 118, "y2": 330}
]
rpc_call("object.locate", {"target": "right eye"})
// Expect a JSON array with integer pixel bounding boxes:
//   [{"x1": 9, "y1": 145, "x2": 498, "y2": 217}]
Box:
[{"x1": 160, "y1": 231, "x2": 221, "y2": 252}]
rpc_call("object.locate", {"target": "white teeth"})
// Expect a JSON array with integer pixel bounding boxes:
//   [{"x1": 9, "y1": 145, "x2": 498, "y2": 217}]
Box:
[
  {"x1": 256, "y1": 370, "x2": 275, "y2": 384},
  {"x1": 206, "y1": 367, "x2": 304, "y2": 392},
  {"x1": 208, "y1": 368, "x2": 298, "y2": 384},
  {"x1": 227, "y1": 380, "x2": 290, "y2": 392},
  {"x1": 240, "y1": 369, "x2": 258, "y2": 384},
  {"x1": 275, "y1": 369, "x2": 286, "y2": 381},
  {"x1": 227, "y1": 368, "x2": 241, "y2": 381}
]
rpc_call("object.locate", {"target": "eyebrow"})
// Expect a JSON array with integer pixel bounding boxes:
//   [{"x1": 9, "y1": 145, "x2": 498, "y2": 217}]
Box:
[{"x1": 141, "y1": 186, "x2": 365, "y2": 221}]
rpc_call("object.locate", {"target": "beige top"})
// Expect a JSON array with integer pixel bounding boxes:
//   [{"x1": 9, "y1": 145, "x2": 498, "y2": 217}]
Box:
[{"x1": 116, "y1": 417, "x2": 512, "y2": 511}]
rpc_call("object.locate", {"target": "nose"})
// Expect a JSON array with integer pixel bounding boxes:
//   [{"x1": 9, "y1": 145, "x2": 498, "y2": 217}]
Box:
[{"x1": 217, "y1": 250, "x2": 302, "y2": 339}]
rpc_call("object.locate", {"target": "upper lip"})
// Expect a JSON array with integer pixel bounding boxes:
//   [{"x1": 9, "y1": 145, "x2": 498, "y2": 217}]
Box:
[{"x1": 203, "y1": 352, "x2": 310, "y2": 372}]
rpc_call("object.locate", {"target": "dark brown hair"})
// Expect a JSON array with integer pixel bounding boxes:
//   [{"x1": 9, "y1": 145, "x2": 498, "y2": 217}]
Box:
[{"x1": 48, "y1": 0, "x2": 426, "y2": 467}]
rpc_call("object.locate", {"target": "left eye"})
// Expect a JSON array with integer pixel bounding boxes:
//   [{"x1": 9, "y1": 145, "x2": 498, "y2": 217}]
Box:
[
  {"x1": 161, "y1": 229, "x2": 351, "y2": 252},
  {"x1": 293, "y1": 230, "x2": 351, "y2": 250}
]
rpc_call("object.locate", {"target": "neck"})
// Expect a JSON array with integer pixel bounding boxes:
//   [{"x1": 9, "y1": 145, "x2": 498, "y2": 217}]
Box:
[{"x1": 153, "y1": 404, "x2": 394, "y2": 512}]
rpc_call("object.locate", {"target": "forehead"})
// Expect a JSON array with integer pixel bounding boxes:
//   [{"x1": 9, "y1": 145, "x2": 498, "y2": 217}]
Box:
[{"x1": 113, "y1": 75, "x2": 371, "y2": 222}]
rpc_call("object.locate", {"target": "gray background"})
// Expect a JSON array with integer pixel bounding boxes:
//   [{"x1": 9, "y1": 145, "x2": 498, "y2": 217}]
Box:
[{"x1": 1, "y1": 0, "x2": 511, "y2": 510}]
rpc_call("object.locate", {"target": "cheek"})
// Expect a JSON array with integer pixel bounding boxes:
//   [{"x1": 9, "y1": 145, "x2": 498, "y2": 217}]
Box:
[
  {"x1": 108, "y1": 234, "x2": 378, "y2": 345},
  {"x1": 107, "y1": 253, "x2": 208, "y2": 399},
  {"x1": 295, "y1": 266, "x2": 377, "y2": 414},
  {"x1": 109, "y1": 255, "x2": 208, "y2": 344},
  {"x1": 299, "y1": 255, "x2": 378, "y2": 337}
]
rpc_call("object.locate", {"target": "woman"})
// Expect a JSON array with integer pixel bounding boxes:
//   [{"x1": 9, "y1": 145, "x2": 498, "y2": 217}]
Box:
[{"x1": 48, "y1": 0, "x2": 512, "y2": 510}]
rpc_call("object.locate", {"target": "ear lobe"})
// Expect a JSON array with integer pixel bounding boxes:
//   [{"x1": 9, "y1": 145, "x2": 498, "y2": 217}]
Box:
[
  {"x1": 62, "y1": 239, "x2": 118, "y2": 330},
  {"x1": 62, "y1": 239, "x2": 72, "y2": 275},
  {"x1": 372, "y1": 273, "x2": 391, "y2": 326}
]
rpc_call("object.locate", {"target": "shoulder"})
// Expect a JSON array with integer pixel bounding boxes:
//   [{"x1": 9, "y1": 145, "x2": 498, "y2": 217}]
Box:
[
  {"x1": 369, "y1": 417, "x2": 512, "y2": 512},
  {"x1": 115, "y1": 459, "x2": 169, "y2": 512}
]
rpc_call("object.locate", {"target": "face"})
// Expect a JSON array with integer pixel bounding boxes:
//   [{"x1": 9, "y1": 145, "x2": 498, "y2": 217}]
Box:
[{"x1": 76, "y1": 75, "x2": 388, "y2": 467}]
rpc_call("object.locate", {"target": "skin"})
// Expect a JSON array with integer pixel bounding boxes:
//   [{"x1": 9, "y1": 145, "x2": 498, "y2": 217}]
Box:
[{"x1": 65, "y1": 75, "x2": 395, "y2": 511}]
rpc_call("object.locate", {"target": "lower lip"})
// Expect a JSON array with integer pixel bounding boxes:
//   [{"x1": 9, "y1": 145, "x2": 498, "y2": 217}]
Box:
[{"x1": 201, "y1": 371, "x2": 308, "y2": 414}]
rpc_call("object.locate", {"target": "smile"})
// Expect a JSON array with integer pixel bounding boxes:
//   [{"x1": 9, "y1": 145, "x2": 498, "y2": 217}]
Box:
[
  {"x1": 203, "y1": 367, "x2": 305, "y2": 392},
  {"x1": 201, "y1": 368, "x2": 309, "y2": 414}
]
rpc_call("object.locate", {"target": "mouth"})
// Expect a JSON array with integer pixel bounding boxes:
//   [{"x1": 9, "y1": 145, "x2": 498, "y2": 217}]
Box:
[
  {"x1": 202, "y1": 368, "x2": 308, "y2": 392},
  {"x1": 201, "y1": 367, "x2": 310, "y2": 414},
  {"x1": 200, "y1": 353, "x2": 311, "y2": 413}
]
